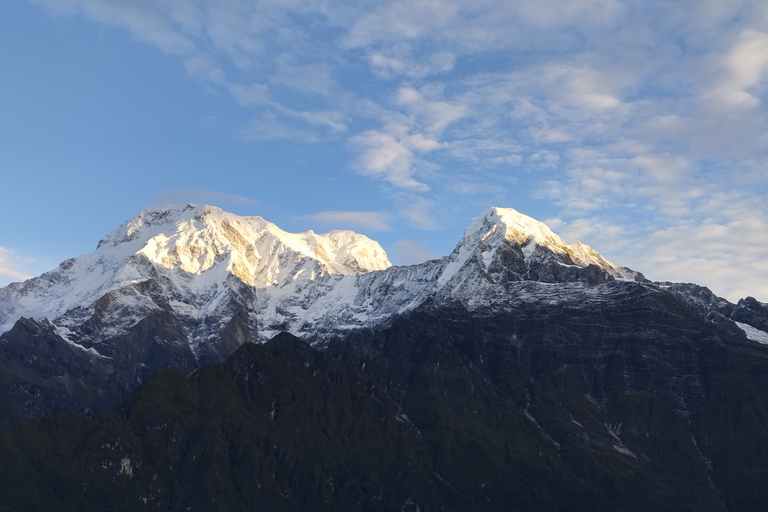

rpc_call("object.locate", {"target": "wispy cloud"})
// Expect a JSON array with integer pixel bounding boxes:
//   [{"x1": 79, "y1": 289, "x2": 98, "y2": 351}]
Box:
[
  {"x1": 398, "y1": 196, "x2": 441, "y2": 230},
  {"x1": 239, "y1": 112, "x2": 322, "y2": 142},
  {"x1": 642, "y1": 212, "x2": 768, "y2": 302},
  {"x1": 548, "y1": 189, "x2": 768, "y2": 302},
  {"x1": 0, "y1": 247, "x2": 33, "y2": 285},
  {"x1": 388, "y1": 239, "x2": 440, "y2": 265},
  {"x1": 367, "y1": 51, "x2": 456, "y2": 79},
  {"x1": 300, "y1": 211, "x2": 394, "y2": 232},
  {"x1": 706, "y1": 28, "x2": 768, "y2": 110},
  {"x1": 32, "y1": 0, "x2": 197, "y2": 55}
]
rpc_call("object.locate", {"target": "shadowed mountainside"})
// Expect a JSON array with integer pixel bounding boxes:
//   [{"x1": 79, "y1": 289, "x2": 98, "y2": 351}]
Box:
[{"x1": 2, "y1": 288, "x2": 768, "y2": 511}]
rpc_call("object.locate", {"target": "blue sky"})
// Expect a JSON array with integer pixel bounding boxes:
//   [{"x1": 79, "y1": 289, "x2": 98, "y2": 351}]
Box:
[{"x1": 2, "y1": 0, "x2": 768, "y2": 303}]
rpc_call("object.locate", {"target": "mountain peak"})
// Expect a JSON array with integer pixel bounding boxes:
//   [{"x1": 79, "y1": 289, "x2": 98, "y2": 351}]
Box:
[
  {"x1": 440, "y1": 207, "x2": 641, "y2": 285},
  {"x1": 470, "y1": 207, "x2": 568, "y2": 248},
  {"x1": 457, "y1": 206, "x2": 589, "y2": 263},
  {"x1": 96, "y1": 204, "x2": 391, "y2": 287},
  {"x1": 0, "y1": 205, "x2": 392, "y2": 335}
]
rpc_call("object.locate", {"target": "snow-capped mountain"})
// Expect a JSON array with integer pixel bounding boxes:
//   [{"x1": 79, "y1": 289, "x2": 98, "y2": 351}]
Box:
[
  {"x1": 0, "y1": 204, "x2": 389, "y2": 352},
  {"x1": 0, "y1": 204, "x2": 638, "y2": 351},
  {"x1": 1, "y1": 204, "x2": 767, "y2": 428}
]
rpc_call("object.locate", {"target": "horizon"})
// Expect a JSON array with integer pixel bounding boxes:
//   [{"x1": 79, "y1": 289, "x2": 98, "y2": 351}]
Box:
[{"x1": 2, "y1": 0, "x2": 768, "y2": 303}]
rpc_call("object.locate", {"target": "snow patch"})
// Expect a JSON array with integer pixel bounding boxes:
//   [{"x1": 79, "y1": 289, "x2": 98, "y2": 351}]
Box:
[
  {"x1": 612, "y1": 445, "x2": 636, "y2": 458},
  {"x1": 54, "y1": 324, "x2": 106, "y2": 358},
  {"x1": 521, "y1": 239, "x2": 537, "y2": 260},
  {"x1": 735, "y1": 321, "x2": 768, "y2": 344}
]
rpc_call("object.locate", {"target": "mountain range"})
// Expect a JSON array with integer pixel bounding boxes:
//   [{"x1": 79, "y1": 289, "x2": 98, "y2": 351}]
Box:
[{"x1": 1, "y1": 204, "x2": 768, "y2": 511}]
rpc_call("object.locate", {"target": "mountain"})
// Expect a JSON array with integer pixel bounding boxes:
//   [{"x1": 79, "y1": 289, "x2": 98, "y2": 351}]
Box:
[
  {"x1": 2, "y1": 204, "x2": 768, "y2": 510},
  {"x1": 0, "y1": 204, "x2": 390, "y2": 424},
  {"x1": 1, "y1": 204, "x2": 767, "y2": 430},
  {"x1": 0, "y1": 206, "x2": 608, "y2": 422},
  {"x1": 0, "y1": 203, "x2": 390, "y2": 350}
]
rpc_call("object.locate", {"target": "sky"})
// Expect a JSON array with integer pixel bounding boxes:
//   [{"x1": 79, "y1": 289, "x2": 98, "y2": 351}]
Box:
[{"x1": 1, "y1": 0, "x2": 768, "y2": 303}]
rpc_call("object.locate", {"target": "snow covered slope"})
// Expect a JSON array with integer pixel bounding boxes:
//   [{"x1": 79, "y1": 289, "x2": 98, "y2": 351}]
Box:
[{"x1": 0, "y1": 204, "x2": 389, "y2": 353}]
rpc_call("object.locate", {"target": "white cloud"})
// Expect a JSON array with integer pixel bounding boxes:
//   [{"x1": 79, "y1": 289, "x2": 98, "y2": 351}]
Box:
[
  {"x1": 706, "y1": 29, "x2": 768, "y2": 110},
  {"x1": 344, "y1": 84, "x2": 469, "y2": 192},
  {"x1": 349, "y1": 128, "x2": 436, "y2": 190},
  {"x1": 367, "y1": 51, "x2": 456, "y2": 79},
  {"x1": 545, "y1": 217, "x2": 630, "y2": 254},
  {"x1": 396, "y1": 86, "x2": 468, "y2": 133},
  {"x1": 631, "y1": 154, "x2": 693, "y2": 183},
  {"x1": 32, "y1": 0, "x2": 196, "y2": 55},
  {"x1": 516, "y1": 0, "x2": 624, "y2": 26},
  {"x1": 344, "y1": 0, "x2": 459, "y2": 48},
  {"x1": 643, "y1": 213, "x2": 768, "y2": 302},
  {"x1": 544, "y1": 189, "x2": 768, "y2": 303},
  {"x1": 271, "y1": 57, "x2": 337, "y2": 96},
  {"x1": 290, "y1": 109, "x2": 347, "y2": 133},
  {"x1": 229, "y1": 82, "x2": 271, "y2": 106},
  {"x1": 240, "y1": 112, "x2": 321, "y2": 142},
  {"x1": 449, "y1": 181, "x2": 506, "y2": 196},
  {"x1": 540, "y1": 64, "x2": 625, "y2": 111}
]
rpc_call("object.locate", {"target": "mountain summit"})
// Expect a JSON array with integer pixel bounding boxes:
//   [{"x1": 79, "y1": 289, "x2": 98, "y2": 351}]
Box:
[
  {"x1": 0, "y1": 204, "x2": 389, "y2": 333},
  {"x1": 437, "y1": 207, "x2": 642, "y2": 288},
  {"x1": 97, "y1": 204, "x2": 391, "y2": 283}
]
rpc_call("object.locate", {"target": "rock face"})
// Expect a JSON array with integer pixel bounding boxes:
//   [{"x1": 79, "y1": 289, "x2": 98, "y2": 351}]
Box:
[{"x1": 0, "y1": 204, "x2": 767, "y2": 430}]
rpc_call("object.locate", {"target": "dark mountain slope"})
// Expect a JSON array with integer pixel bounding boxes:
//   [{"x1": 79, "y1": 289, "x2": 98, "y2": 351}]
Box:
[
  {"x1": 330, "y1": 284, "x2": 768, "y2": 511},
  {"x1": 0, "y1": 334, "x2": 459, "y2": 512},
  {"x1": 2, "y1": 280, "x2": 768, "y2": 511}
]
